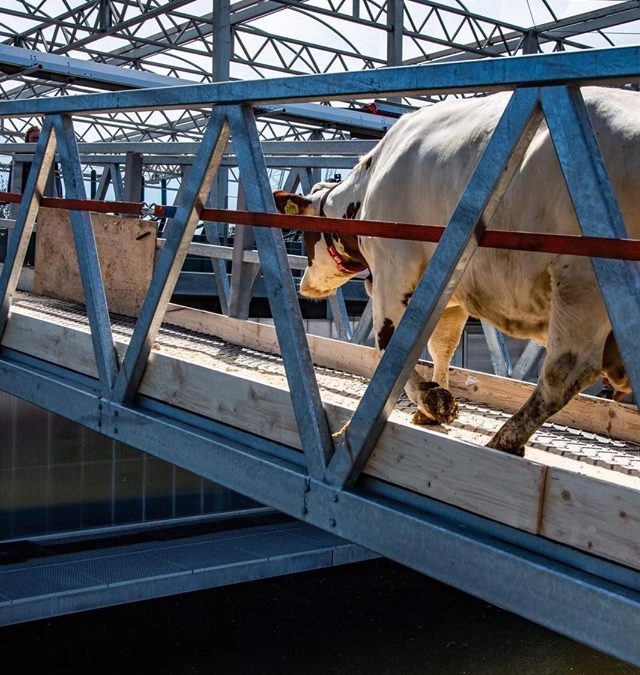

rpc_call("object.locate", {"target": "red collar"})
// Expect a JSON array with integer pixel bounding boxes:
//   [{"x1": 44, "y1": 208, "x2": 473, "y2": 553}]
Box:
[
  {"x1": 323, "y1": 233, "x2": 368, "y2": 275},
  {"x1": 318, "y1": 183, "x2": 368, "y2": 275}
]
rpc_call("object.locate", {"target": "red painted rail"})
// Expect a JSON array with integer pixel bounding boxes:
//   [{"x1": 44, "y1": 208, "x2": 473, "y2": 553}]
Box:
[{"x1": 2, "y1": 191, "x2": 640, "y2": 261}]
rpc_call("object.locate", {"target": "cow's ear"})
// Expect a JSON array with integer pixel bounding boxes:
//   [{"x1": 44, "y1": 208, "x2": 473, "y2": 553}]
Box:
[{"x1": 273, "y1": 190, "x2": 312, "y2": 215}]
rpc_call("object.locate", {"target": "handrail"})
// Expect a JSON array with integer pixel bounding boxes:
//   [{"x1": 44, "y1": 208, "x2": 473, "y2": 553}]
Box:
[{"x1": 2, "y1": 190, "x2": 640, "y2": 262}]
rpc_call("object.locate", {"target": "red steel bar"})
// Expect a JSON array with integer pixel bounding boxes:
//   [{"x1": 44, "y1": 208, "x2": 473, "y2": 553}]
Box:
[
  {"x1": 0, "y1": 191, "x2": 143, "y2": 216},
  {"x1": 2, "y1": 191, "x2": 640, "y2": 261}
]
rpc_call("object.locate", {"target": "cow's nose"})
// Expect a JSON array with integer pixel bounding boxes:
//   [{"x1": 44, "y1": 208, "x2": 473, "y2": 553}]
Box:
[{"x1": 299, "y1": 273, "x2": 333, "y2": 299}]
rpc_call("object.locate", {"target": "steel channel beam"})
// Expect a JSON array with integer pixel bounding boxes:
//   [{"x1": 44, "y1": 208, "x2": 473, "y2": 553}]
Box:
[
  {"x1": 1, "y1": 46, "x2": 639, "y2": 118},
  {"x1": 0, "y1": 118, "x2": 57, "y2": 338},
  {"x1": 110, "y1": 109, "x2": 230, "y2": 404},
  {"x1": 53, "y1": 115, "x2": 119, "y2": 395},
  {"x1": 226, "y1": 103, "x2": 334, "y2": 477},
  {"x1": 540, "y1": 86, "x2": 640, "y2": 403},
  {"x1": 481, "y1": 320, "x2": 512, "y2": 377},
  {"x1": 325, "y1": 87, "x2": 544, "y2": 489}
]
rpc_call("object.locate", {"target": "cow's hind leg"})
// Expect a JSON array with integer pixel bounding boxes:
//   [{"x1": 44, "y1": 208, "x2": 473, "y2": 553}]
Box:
[{"x1": 487, "y1": 279, "x2": 609, "y2": 456}]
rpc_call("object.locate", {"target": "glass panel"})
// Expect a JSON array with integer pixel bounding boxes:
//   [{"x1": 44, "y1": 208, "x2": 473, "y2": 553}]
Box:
[{"x1": 0, "y1": 391, "x2": 259, "y2": 541}]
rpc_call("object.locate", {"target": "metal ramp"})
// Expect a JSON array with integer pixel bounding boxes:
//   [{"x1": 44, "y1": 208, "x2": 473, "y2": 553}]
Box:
[{"x1": 0, "y1": 520, "x2": 374, "y2": 626}]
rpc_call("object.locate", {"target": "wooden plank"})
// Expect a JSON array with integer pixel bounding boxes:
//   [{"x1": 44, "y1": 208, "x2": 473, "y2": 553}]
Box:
[
  {"x1": 366, "y1": 419, "x2": 547, "y2": 533},
  {"x1": 33, "y1": 208, "x2": 156, "y2": 317},
  {"x1": 162, "y1": 304, "x2": 640, "y2": 445},
  {"x1": 540, "y1": 468, "x2": 640, "y2": 569}
]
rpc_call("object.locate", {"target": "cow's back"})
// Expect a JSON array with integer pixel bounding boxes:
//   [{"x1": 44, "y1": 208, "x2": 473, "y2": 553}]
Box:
[{"x1": 357, "y1": 87, "x2": 640, "y2": 341}]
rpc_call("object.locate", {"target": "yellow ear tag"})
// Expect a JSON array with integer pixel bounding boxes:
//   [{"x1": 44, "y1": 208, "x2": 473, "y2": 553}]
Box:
[{"x1": 284, "y1": 199, "x2": 299, "y2": 215}]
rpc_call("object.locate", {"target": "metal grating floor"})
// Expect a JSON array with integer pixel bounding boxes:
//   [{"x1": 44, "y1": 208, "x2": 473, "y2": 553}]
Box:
[
  {"x1": 13, "y1": 293, "x2": 640, "y2": 477},
  {"x1": 0, "y1": 521, "x2": 375, "y2": 626}
]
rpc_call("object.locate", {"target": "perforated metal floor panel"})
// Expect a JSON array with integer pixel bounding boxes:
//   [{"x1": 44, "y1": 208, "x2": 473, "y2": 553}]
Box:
[{"x1": 0, "y1": 521, "x2": 375, "y2": 626}]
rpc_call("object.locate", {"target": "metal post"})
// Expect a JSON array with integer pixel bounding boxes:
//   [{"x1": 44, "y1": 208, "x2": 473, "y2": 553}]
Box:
[
  {"x1": 124, "y1": 151, "x2": 143, "y2": 204},
  {"x1": 325, "y1": 87, "x2": 543, "y2": 488},
  {"x1": 226, "y1": 103, "x2": 334, "y2": 477},
  {"x1": 540, "y1": 85, "x2": 640, "y2": 405},
  {"x1": 111, "y1": 108, "x2": 230, "y2": 404}
]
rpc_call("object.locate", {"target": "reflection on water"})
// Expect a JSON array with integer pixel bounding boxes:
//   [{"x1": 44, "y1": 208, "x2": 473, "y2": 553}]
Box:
[{"x1": 1, "y1": 559, "x2": 636, "y2": 674}]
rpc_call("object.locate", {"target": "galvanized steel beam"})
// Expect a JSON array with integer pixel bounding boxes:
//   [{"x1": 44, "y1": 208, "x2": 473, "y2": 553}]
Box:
[
  {"x1": 226, "y1": 103, "x2": 334, "y2": 477},
  {"x1": 325, "y1": 87, "x2": 544, "y2": 489},
  {"x1": 1, "y1": 46, "x2": 640, "y2": 118},
  {"x1": 541, "y1": 84, "x2": 640, "y2": 404}
]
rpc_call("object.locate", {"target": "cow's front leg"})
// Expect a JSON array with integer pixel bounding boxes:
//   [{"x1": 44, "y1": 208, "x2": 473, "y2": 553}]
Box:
[
  {"x1": 372, "y1": 282, "x2": 465, "y2": 425},
  {"x1": 408, "y1": 305, "x2": 467, "y2": 425}
]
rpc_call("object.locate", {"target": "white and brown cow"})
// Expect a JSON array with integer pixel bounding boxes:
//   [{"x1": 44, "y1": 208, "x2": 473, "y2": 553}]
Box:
[{"x1": 274, "y1": 87, "x2": 639, "y2": 456}]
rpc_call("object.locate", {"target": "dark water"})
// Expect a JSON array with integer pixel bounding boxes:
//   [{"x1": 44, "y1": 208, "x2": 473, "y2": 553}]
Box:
[{"x1": 2, "y1": 559, "x2": 636, "y2": 674}]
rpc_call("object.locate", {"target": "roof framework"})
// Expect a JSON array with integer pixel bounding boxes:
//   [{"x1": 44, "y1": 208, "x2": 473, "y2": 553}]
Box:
[{"x1": 0, "y1": 1, "x2": 639, "y2": 145}]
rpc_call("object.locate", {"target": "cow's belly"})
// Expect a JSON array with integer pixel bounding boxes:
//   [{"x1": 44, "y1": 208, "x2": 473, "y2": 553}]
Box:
[{"x1": 455, "y1": 253, "x2": 552, "y2": 343}]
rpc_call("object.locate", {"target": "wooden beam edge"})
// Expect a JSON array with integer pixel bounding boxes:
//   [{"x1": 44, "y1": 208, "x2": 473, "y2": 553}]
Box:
[{"x1": 163, "y1": 304, "x2": 640, "y2": 445}]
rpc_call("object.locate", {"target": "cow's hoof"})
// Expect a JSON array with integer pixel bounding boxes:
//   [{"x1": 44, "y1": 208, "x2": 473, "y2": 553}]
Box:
[
  {"x1": 411, "y1": 410, "x2": 439, "y2": 426},
  {"x1": 486, "y1": 436, "x2": 525, "y2": 457},
  {"x1": 416, "y1": 383, "x2": 458, "y2": 425}
]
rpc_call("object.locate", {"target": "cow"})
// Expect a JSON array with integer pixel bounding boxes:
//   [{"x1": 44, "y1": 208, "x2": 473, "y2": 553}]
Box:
[{"x1": 274, "y1": 87, "x2": 639, "y2": 456}]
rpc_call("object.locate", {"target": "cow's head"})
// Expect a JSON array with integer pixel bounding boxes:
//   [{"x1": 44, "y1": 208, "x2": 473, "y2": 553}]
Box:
[{"x1": 274, "y1": 184, "x2": 368, "y2": 298}]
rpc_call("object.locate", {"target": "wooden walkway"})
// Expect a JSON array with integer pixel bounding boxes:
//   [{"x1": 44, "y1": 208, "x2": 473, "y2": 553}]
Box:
[{"x1": 5, "y1": 292, "x2": 640, "y2": 573}]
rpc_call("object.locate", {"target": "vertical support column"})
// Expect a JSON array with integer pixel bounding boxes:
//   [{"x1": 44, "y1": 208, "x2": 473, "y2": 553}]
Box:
[
  {"x1": 8, "y1": 159, "x2": 25, "y2": 220},
  {"x1": 521, "y1": 31, "x2": 540, "y2": 55},
  {"x1": 210, "y1": 0, "x2": 233, "y2": 315},
  {"x1": 124, "y1": 151, "x2": 143, "y2": 203},
  {"x1": 111, "y1": 109, "x2": 230, "y2": 404},
  {"x1": 228, "y1": 183, "x2": 260, "y2": 318},
  {"x1": 226, "y1": 104, "x2": 333, "y2": 477},
  {"x1": 325, "y1": 88, "x2": 543, "y2": 488},
  {"x1": 53, "y1": 115, "x2": 119, "y2": 395},
  {"x1": 541, "y1": 85, "x2": 640, "y2": 404},
  {"x1": 386, "y1": 0, "x2": 404, "y2": 103}
]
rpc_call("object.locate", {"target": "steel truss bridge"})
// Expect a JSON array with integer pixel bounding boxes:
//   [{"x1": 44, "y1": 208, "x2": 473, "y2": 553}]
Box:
[{"x1": 0, "y1": 46, "x2": 639, "y2": 665}]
